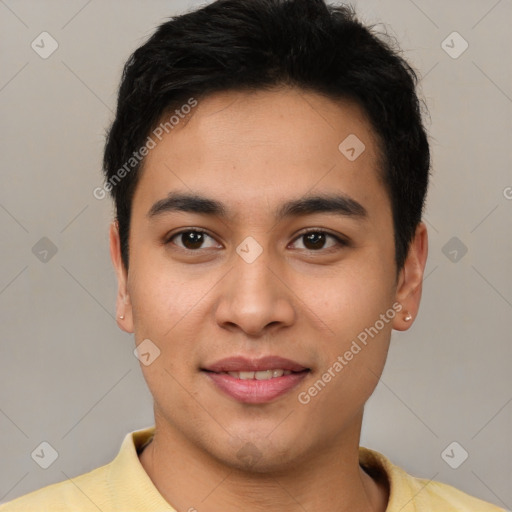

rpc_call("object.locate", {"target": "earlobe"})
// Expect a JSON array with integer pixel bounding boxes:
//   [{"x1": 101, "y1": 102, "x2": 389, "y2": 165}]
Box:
[
  {"x1": 392, "y1": 222, "x2": 428, "y2": 332},
  {"x1": 109, "y1": 220, "x2": 135, "y2": 334}
]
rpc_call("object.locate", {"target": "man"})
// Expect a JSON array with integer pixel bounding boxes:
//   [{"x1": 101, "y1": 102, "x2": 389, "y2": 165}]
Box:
[{"x1": 1, "y1": 0, "x2": 504, "y2": 510}]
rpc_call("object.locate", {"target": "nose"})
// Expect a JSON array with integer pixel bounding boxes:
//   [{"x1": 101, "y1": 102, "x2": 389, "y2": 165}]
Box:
[{"x1": 214, "y1": 246, "x2": 296, "y2": 337}]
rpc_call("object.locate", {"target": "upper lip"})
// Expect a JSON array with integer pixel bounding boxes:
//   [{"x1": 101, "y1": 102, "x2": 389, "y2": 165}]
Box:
[{"x1": 203, "y1": 356, "x2": 309, "y2": 373}]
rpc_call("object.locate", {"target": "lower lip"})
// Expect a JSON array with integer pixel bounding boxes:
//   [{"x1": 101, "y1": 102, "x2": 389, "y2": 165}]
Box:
[{"x1": 203, "y1": 371, "x2": 309, "y2": 404}]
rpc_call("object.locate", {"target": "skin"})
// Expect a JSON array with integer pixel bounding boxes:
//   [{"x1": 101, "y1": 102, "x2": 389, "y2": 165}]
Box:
[{"x1": 109, "y1": 87, "x2": 428, "y2": 512}]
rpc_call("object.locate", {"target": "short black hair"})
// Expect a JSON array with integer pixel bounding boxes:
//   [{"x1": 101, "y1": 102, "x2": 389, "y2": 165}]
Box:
[{"x1": 103, "y1": 0, "x2": 430, "y2": 272}]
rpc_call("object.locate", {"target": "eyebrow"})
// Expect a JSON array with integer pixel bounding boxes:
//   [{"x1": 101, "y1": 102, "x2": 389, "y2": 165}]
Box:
[{"x1": 147, "y1": 191, "x2": 368, "y2": 221}]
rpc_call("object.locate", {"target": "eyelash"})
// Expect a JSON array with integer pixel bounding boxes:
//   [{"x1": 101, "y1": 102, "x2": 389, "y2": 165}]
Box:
[{"x1": 165, "y1": 228, "x2": 349, "y2": 253}]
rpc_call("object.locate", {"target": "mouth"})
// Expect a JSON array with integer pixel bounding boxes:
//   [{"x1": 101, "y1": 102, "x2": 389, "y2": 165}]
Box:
[
  {"x1": 214, "y1": 369, "x2": 296, "y2": 380},
  {"x1": 201, "y1": 356, "x2": 311, "y2": 404}
]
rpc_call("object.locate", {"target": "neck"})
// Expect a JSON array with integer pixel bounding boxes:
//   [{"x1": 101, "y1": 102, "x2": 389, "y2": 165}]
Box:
[{"x1": 139, "y1": 410, "x2": 388, "y2": 512}]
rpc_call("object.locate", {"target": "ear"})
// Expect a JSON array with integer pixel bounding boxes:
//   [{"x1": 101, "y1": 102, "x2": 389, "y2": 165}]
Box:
[
  {"x1": 392, "y1": 222, "x2": 428, "y2": 331},
  {"x1": 109, "y1": 220, "x2": 134, "y2": 334}
]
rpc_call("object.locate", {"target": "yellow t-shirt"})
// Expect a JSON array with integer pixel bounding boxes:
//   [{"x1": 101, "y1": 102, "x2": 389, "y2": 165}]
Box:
[{"x1": 0, "y1": 426, "x2": 505, "y2": 511}]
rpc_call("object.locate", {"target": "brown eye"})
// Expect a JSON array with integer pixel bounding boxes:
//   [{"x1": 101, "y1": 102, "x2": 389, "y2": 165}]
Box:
[
  {"x1": 168, "y1": 230, "x2": 219, "y2": 250},
  {"x1": 291, "y1": 230, "x2": 346, "y2": 251},
  {"x1": 303, "y1": 232, "x2": 327, "y2": 250}
]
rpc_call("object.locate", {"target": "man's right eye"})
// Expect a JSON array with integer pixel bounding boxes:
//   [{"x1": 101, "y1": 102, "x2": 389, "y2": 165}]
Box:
[{"x1": 166, "y1": 229, "x2": 221, "y2": 251}]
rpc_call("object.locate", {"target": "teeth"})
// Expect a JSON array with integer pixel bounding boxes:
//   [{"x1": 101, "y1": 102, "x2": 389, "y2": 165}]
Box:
[
  {"x1": 226, "y1": 369, "x2": 293, "y2": 380},
  {"x1": 255, "y1": 370, "x2": 273, "y2": 380}
]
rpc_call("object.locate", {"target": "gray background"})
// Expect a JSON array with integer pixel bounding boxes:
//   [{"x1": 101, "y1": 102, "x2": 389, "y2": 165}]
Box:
[{"x1": 1, "y1": 0, "x2": 511, "y2": 508}]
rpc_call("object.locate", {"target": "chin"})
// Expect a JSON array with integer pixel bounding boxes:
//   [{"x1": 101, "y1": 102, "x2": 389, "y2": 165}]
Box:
[
  {"x1": 211, "y1": 432, "x2": 311, "y2": 475},
  {"x1": 224, "y1": 448, "x2": 299, "y2": 475}
]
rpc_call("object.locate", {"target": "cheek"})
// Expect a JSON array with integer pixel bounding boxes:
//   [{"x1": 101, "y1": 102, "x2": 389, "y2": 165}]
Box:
[
  {"x1": 126, "y1": 252, "x2": 221, "y2": 369},
  {"x1": 299, "y1": 255, "x2": 395, "y2": 335},
  {"x1": 299, "y1": 260, "x2": 395, "y2": 393},
  {"x1": 299, "y1": 285, "x2": 393, "y2": 426},
  {"x1": 127, "y1": 254, "x2": 194, "y2": 341},
  {"x1": 127, "y1": 232, "x2": 189, "y2": 306}
]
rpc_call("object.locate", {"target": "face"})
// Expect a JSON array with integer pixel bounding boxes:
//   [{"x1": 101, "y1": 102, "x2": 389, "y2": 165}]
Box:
[{"x1": 110, "y1": 87, "x2": 427, "y2": 472}]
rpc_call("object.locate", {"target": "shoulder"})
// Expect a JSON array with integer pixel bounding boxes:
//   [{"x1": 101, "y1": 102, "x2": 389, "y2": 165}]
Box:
[
  {"x1": 0, "y1": 427, "x2": 158, "y2": 512},
  {"x1": 407, "y1": 474, "x2": 506, "y2": 511},
  {"x1": 359, "y1": 446, "x2": 506, "y2": 512},
  {"x1": 0, "y1": 463, "x2": 112, "y2": 512}
]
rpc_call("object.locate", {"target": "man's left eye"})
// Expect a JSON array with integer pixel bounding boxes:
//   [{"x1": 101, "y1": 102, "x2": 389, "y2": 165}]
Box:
[{"x1": 290, "y1": 231, "x2": 346, "y2": 251}]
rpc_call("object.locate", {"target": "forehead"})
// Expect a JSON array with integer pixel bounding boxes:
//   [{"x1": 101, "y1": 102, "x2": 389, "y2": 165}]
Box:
[{"x1": 132, "y1": 87, "x2": 388, "y2": 220}]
